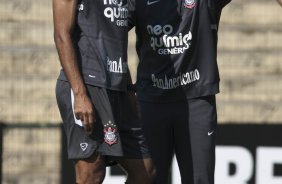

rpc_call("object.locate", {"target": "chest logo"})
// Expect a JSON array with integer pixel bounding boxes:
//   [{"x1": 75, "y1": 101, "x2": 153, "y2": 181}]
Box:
[
  {"x1": 80, "y1": 143, "x2": 88, "y2": 151},
  {"x1": 184, "y1": 0, "x2": 195, "y2": 9},
  {"x1": 104, "y1": 0, "x2": 128, "y2": 27}
]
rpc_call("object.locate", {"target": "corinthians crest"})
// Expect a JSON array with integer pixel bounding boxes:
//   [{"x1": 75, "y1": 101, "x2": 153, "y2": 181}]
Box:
[
  {"x1": 104, "y1": 121, "x2": 118, "y2": 146},
  {"x1": 184, "y1": 0, "x2": 195, "y2": 9}
]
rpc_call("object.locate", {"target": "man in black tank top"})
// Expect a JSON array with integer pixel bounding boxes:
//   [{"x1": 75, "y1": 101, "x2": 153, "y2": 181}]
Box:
[
  {"x1": 128, "y1": 0, "x2": 231, "y2": 183},
  {"x1": 53, "y1": 0, "x2": 155, "y2": 183}
]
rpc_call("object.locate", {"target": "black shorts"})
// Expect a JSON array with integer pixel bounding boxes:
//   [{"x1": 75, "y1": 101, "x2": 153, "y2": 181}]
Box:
[
  {"x1": 139, "y1": 95, "x2": 217, "y2": 184},
  {"x1": 56, "y1": 80, "x2": 150, "y2": 160}
]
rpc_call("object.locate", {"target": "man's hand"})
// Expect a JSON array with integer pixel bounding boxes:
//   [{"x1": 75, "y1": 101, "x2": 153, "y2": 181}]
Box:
[{"x1": 74, "y1": 93, "x2": 95, "y2": 135}]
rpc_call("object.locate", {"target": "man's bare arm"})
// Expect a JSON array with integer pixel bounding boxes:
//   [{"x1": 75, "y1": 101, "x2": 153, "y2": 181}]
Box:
[{"x1": 53, "y1": 0, "x2": 94, "y2": 133}]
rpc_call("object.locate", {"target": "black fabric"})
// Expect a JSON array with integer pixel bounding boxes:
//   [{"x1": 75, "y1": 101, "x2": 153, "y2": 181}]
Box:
[
  {"x1": 128, "y1": 0, "x2": 231, "y2": 102},
  {"x1": 139, "y1": 95, "x2": 217, "y2": 184},
  {"x1": 56, "y1": 80, "x2": 150, "y2": 159},
  {"x1": 219, "y1": 0, "x2": 232, "y2": 8},
  {"x1": 58, "y1": 0, "x2": 129, "y2": 91}
]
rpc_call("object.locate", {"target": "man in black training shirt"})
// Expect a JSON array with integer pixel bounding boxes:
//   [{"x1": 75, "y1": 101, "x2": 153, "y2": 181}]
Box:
[
  {"x1": 53, "y1": 0, "x2": 155, "y2": 183},
  {"x1": 128, "y1": 0, "x2": 231, "y2": 183}
]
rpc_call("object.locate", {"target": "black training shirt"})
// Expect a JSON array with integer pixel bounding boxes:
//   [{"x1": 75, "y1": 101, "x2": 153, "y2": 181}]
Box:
[
  {"x1": 128, "y1": 0, "x2": 231, "y2": 102},
  {"x1": 58, "y1": 0, "x2": 129, "y2": 91}
]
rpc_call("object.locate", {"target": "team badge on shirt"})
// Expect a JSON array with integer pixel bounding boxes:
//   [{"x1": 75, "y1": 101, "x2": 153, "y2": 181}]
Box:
[
  {"x1": 104, "y1": 121, "x2": 118, "y2": 146},
  {"x1": 184, "y1": 0, "x2": 195, "y2": 9},
  {"x1": 80, "y1": 143, "x2": 88, "y2": 151}
]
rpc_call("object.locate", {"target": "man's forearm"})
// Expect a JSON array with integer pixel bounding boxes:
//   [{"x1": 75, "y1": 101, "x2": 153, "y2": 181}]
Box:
[
  {"x1": 53, "y1": 0, "x2": 86, "y2": 95},
  {"x1": 53, "y1": 0, "x2": 94, "y2": 134},
  {"x1": 54, "y1": 33, "x2": 86, "y2": 95}
]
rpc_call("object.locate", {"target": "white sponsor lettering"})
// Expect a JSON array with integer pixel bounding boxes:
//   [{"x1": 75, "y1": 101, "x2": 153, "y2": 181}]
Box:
[
  {"x1": 104, "y1": 0, "x2": 122, "y2": 6},
  {"x1": 107, "y1": 57, "x2": 127, "y2": 73},
  {"x1": 147, "y1": 24, "x2": 173, "y2": 35},
  {"x1": 147, "y1": 24, "x2": 192, "y2": 54},
  {"x1": 116, "y1": 19, "x2": 128, "y2": 26},
  {"x1": 104, "y1": 7, "x2": 128, "y2": 22},
  {"x1": 151, "y1": 69, "x2": 200, "y2": 89},
  {"x1": 104, "y1": 0, "x2": 128, "y2": 27},
  {"x1": 158, "y1": 46, "x2": 189, "y2": 55}
]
